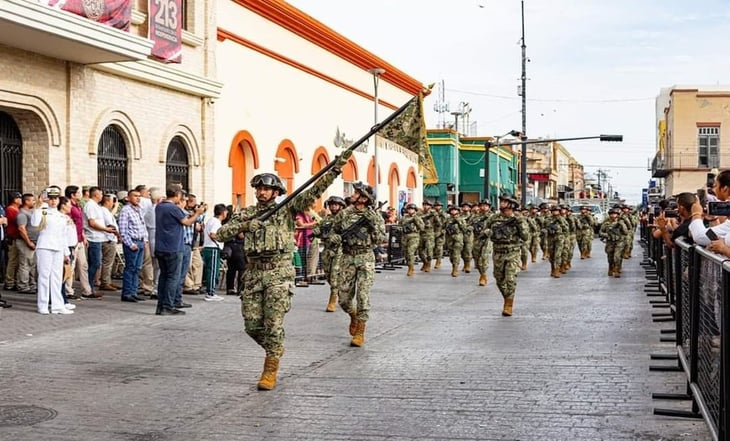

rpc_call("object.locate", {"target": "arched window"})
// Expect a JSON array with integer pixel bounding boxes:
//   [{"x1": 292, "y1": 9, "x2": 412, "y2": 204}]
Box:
[
  {"x1": 0, "y1": 112, "x2": 22, "y2": 205},
  {"x1": 166, "y1": 135, "x2": 190, "y2": 190},
  {"x1": 97, "y1": 125, "x2": 128, "y2": 194}
]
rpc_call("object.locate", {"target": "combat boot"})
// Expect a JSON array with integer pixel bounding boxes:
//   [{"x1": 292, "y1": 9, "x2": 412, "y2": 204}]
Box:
[
  {"x1": 478, "y1": 273, "x2": 487, "y2": 286},
  {"x1": 406, "y1": 264, "x2": 414, "y2": 277},
  {"x1": 502, "y1": 298, "x2": 514, "y2": 316},
  {"x1": 350, "y1": 321, "x2": 366, "y2": 347},
  {"x1": 257, "y1": 356, "x2": 280, "y2": 390},
  {"x1": 580, "y1": 251, "x2": 586, "y2": 259},
  {"x1": 434, "y1": 258, "x2": 442, "y2": 269},
  {"x1": 520, "y1": 258, "x2": 527, "y2": 271},
  {"x1": 325, "y1": 293, "x2": 338, "y2": 312},
  {"x1": 608, "y1": 266, "x2": 614, "y2": 277},
  {"x1": 463, "y1": 261, "x2": 471, "y2": 273},
  {"x1": 451, "y1": 266, "x2": 459, "y2": 277},
  {"x1": 423, "y1": 260, "x2": 431, "y2": 273},
  {"x1": 348, "y1": 311, "x2": 359, "y2": 336},
  {"x1": 531, "y1": 254, "x2": 537, "y2": 263},
  {"x1": 551, "y1": 268, "x2": 561, "y2": 278},
  {"x1": 614, "y1": 271, "x2": 621, "y2": 278}
]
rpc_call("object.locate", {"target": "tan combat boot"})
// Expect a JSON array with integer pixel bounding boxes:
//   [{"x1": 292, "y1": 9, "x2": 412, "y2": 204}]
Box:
[
  {"x1": 350, "y1": 321, "x2": 366, "y2": 347},
  {"x1": 349, "y1": 311, "x2": 359, "y2": 336},
  {"x1": 520, "y1": 258, "x2": 527, "y2": 271},
  {"x1": 434, "y1": 258, "x2": 442, "y2": 269},
  {"x1": 607, "y1": 266, "x2": 614, "y2": 277},
  {"x1": 478, "y1": 273, "x2": 487, "y2": 286},
  {"x1": 451, "y1": 266, "x2": 459, "y2": 277},
  {"x1": 502, "y1": 298, "x2": 514, "y2": 316},
  {"x1": 423, "y1": 260, "x2": 431, "y2": 273},
  {"x1": 326, "y1": 293, "x2": 338, "y2": 312},
  {"x1": 551, "y1": 268, "x2": 561, "y2": 278},
  {"x1": 463, "y1": 261, "x2": 471, "y2": 273},
  {"x1": 257, "y1": 356, "x2": 280, "y2": 390},
  {"x1": 406, "y1": 264, "x2": 414, "y2": 277}
]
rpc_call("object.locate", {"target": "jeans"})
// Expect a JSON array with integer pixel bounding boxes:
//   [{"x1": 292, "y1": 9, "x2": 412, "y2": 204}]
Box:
[
  {"x1": 155, "y1": 251, "x2": 183, "y2": 310},
  {"x1": 87, "y1": 241, "x2": 102, "y2": 289},
  {"x1": 122, "y1": 241, "x2": 145, "y2": 298},
  {"x1": 177, "y1": 246, "x2": 192, "y2": 305}
]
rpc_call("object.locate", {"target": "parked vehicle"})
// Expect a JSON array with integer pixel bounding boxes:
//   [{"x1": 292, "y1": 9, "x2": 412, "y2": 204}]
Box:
[{"x1": 570, "y1": 204, "x2": 605, "y2": 233}]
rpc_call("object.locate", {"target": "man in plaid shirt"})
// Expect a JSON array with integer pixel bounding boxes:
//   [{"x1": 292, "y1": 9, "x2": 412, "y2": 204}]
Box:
[{"x1": 118, "y1": 189, "x2": 148, "y2": 302}]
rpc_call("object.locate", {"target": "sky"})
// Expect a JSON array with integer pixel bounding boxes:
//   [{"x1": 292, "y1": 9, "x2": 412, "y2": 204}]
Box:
[{"x1": 287, "y1": 0, "x2": 730, "y2": 204}]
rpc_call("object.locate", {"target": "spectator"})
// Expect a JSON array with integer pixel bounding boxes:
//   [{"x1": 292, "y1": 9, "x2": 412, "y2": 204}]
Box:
[
  {"x1": 693, "y1": 170, "x2": 730, "y2": 255},
  {"x1": 99, "y1": 193, "x2": 121, "y2": 291},
  {"x1": 201, "y1": 203, "x2": 227, "y2": 302},
  {"x1": 31, "y1": 187, "x2": 72, "y2": 314},
  {"x1": 174, "y1": 192, "x2": 194, "y2": 309},
  {"x1": 78, "y1": 185, "x2": 90, "y2": 209},
  {"x1": 64, "y1": 185, "x2": 91, "y2": 300},
  {"x1": 83, "y1": 186, "x2": 112, "y2": 299},
  {"x1": 136, "y1": 184, "x2": 155, "y2": 296},
  {"x1": 183, "y1": 194, "x2": 205, "y2": 294},
  {"x1": 3, "y1": 192, "x2": 21, "y2": 290},
  {"x1": 117, "y1": 189, "x2": 148, "y2": 303},
  {"x1": 653, "y1": 194, "x2": 693, "y2": 248},
  {"x1": 58, "y1": 196, "x2": 78, "y2": 311},
  {"x1": 142, "y1": 187, "x2": 163, "y2": 298},
  {"x1": 15, "y1": 193, "x2": 38, "y2": 294},
  {"x1": 222, "y1": 207, "x2": 245, "y2": 296},
  {"x1": 384, "y1": 206, "x2": 398, "y2": 224},
  {"x1": 154, "y1": 186, "x2": 205, "y2": 315},
  {"x1": 294, "y1": 207, "x2": 316, "y2": 286}
]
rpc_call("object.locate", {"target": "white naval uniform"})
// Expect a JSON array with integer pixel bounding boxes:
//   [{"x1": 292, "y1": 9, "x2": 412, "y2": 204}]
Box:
[{"x1": 31, "y1": 205, "x2": 71, "y2": 313}]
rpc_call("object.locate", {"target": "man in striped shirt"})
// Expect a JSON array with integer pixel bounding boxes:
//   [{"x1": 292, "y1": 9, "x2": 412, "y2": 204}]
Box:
[{"x1": 118, "y1": 189, "x2": 148, "y2": 302}]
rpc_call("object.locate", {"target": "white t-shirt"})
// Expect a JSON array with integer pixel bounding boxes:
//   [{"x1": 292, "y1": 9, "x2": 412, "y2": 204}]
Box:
[
  {"x1": 83, "y1": 199, "x2": 107, "y2": 242},
  {"x1": 203, "y1": 217, "x2": 223, "y2": 249}
]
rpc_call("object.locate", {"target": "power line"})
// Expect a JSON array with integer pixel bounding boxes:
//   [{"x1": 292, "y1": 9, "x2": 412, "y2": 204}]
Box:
[{"x1": 446, "y1": 88, "x2": 655, "y2": 103}]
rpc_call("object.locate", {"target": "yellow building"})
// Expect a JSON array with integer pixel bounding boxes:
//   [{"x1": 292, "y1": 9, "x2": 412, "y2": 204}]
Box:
[{"x1": 652, "y1": 86, "x2": 730, "y2": 195}]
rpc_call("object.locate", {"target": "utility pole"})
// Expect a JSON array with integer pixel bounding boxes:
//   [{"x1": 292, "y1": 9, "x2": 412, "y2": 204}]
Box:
[
  {"x1": 519, "y1": 0, "x2": 528, "y2": 206},
  {"x1": 368, "y1": 67, "x2": 385, "y2": 199}
]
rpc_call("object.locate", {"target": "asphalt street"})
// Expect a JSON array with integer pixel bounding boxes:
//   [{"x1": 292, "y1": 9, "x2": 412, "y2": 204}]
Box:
[{"x1": 0, "y1": 238, "x2": 712, "y2": 440}]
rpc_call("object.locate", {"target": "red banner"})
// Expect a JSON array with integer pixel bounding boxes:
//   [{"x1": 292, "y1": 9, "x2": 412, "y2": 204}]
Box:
[
  {"x1": 42, "y1": 0, "x2": 131, "y2": 31},
  {"x1": 149, "y1": 0, "x2": 182, "y2": 63}
]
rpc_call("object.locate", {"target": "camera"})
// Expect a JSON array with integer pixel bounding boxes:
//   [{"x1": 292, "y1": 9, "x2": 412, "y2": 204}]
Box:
[
  {"x1": 697, "y1": 188, "x2": 707, "y2": 208},
  {"x1": 196, "y1": 202, "x2": 208, "y2": 211},
  {"x1": 653, "y1": 206, "x2": 661, "y2": 216},
  {"x1": 664, "y1": 209, "x2": 679, "y2": 218},
  {"x1": 708, "y1": 201, "x2": 730, "y2": 216}
]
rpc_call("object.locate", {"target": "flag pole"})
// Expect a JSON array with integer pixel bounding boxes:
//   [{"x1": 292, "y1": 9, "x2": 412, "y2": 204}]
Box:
[{"x1": 258, "y1": 96, "x2": 418, "y2": 222}]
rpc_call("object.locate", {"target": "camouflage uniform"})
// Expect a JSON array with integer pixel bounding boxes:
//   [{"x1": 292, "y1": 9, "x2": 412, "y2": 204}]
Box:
[
  {"x1": 417, "y1": 206, "x2": 438, "y2": 271},
  {"x1": 544, "y1": 208, "x2": 568, "y2": 278},
  {"x1": 471, "y1": 210, "x2": 493, "y2": 285},
  {"x1": 443, "y1": 207, "x2": 467, "y2": 277},
  {"x1": 216, "y1": 169, "x2": 340, "y2": 360},
  {"x1": 537, "y1": 206, "x2": 551, "y2": 259},
  {"x1": 599, "y1": 211, "x2": 629, "y2": 277},
  {"x1": 460, "y1": 206, "x2": 474, "y2": 272},
  {"x1": 576, "y1": 209, "x2": 595, "y2": 258},
  {"x1": 528, "y1": 208, "x2": 541, "y2": 262},
  {"x1": 398, "y1": 207, "x2": 424, "y2": 274},
  {"x1": 312, "y1": 209, "x2": 343, "y2": 306},
  {"x1": 561, "y1": 208, "x2": 577, "y2": 271},
  {"x1": 621, "y1": 208, "x2": 637, "y2": 258},
  {"x1": 432, "y1": 204, "x2": 447, "y2": 268},
  {"x1": 331, "y1": 204, "x2": 386, "y2": 324}
]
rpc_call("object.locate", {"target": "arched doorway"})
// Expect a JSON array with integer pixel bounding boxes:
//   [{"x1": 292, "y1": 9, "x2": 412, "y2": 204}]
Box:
[
  {"x1": 406, "y1": 166, "x2": 417, "y2": 204},
  {"x1": 388, "y1": 163, "x2": 400, "y2": 211},
  {"x1": 229, "y1": 131, "x2": 260, "y2": 209},
  {"x1": 97, "y1": 125, "x2": 128, "y2": 194},
  {"x1": 274, "y1": 140, "x2": 299, "y2": 194},
  {"x1": 342, "y1": 157, "x2": 358, "y2": 197},
  {"x1": 166, "y1": 135, "x2": 189, "y2": 190},
  {"x1": 311, "y1": 147, "x2": 330, "y2": 211},
  {"x1": 0, "y1": 111, "x2": 22, "y2": 204}
]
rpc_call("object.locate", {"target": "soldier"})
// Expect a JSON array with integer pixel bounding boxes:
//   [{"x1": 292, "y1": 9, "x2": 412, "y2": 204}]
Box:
[
  {"x1": 216, "y1": 152, "x2": 348, "y2": 391},
  {"x1": 460, "y1": 202, "x2": 475, "y2": 273},
  {"x1": 576, "y1": 205, "x2": 596, "y2": 259},
  {"x1": 528, "y1": 205, "x2": 541, "y2": 262},
  {"x1": 398, "y1": 202, "x2": 424, "y2": 276},
  {"x1": 537, "y1": 203, "x2": 551, "y2": 260},
  {"x1": 621, "y1": 204, "x2": 637, "y2": 259},
  {"x1": 417, "y1": 201, "x2": 437, "y2": 272},
  {"x1": 518, "y1": 207, "x2": 532, "y2": 271},
  {"x1": 560, "y1": 205, "x2": 577, "y2": 273},
  {"x1": 432, "y1": 201, "x2": 447, "y2": 269},
  {"x1": 443, "y1": 205, "x2": 467, "y2": 277},
  {"x1": 483, "y1": 194, "x2": 529, "y2": 316},
  {"x1": 544, "y1": 205, "x2": 568, "y2": 278},
  {"x1": 312, "y1": 195, "x2": 346, "y2": 312},
  {"x1": 329, "y1": 182, "x2": 386, "y2": 347},
  {"x1": 472, "y1": 199, "x2": 493, "y2": 286},
  {"x1": 599, "y1": 208, "x2": 629, "y2": 277}
]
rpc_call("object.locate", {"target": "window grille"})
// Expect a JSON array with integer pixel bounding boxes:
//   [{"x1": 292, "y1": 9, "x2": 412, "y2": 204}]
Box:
[
  {"x1": 97, "y1": 125, "x2": 128, "y2": 195},
  {"x1": 166, "y1": 136, "x2": 189, "y2": 190}
]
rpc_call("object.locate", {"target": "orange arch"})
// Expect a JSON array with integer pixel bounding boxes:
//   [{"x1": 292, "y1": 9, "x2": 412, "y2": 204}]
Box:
[
  {"x1": 388, "y1": 163, "x2": 400, "y2": 208},
  {"x1": 367, "y1": 156, "x2": 382, "y2": 187},
  {"x1": 274, "y1": 139, "x2": 299, "y2": 194},
  {"x1": 228, "y1": 130, "x2": 260, "y2": 204},
  {"x1": 342, "y1": 157, "x2": 358, "y2": 182},
  {"x1": 311, "y1": 146, "x2": 330, "y2": 175},
  {"x1": 406, "y1": 166, "x2": 417, "y2": 188}
]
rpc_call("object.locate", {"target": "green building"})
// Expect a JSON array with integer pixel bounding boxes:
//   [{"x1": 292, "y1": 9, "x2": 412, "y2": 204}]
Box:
[{"x1": 426, "y1": 129, "x2": 518, "y2": 206}]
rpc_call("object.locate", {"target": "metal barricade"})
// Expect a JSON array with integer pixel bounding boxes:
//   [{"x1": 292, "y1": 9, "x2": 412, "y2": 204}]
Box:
[{"x1": 384, "y1": 224, "x2": 405, "y2": 268}]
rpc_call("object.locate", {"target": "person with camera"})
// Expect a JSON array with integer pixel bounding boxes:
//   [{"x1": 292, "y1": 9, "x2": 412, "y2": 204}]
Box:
[
  {"x1": 201, "y1": 203, "x2": 227, "y2": 302},
  {"x1": 689, "y1": 170, "x2": 730, "y2": 254},
  {"x1": 653, "y1": 194, "x2": 693, "y2": 248}
]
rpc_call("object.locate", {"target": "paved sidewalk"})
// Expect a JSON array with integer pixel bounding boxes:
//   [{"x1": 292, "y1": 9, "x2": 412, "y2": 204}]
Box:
[{"x1": 0, "y1": 239, "x2": 711, "y2": 440}]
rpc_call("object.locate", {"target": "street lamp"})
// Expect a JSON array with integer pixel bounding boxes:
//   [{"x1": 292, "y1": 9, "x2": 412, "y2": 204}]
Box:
[
  {"x1": 488, "y1": 134, "x2": 623, "y2": 204},
  {"x1": 484, "y1": 130, "x2": 522, "y2": 205},
  {"x1": 519, "y1": 0, "x2": 528, "y2": 207},
  {"x1": 368, "y1": 67, "x2": 386, "y2": 199}
]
